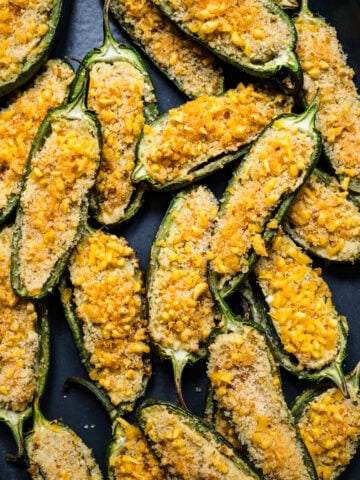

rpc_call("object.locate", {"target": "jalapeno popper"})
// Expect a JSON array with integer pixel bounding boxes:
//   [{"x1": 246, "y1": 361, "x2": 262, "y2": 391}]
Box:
[
  {"x1": 0, "y1": 59, "x2": 74, "y2": 225},
  {"x1": 70, "y1": 0, "x2": 158, "y2": 227},
  {"x1": 209, "y1": 99, "x2": 320, "y2": 298},
  {"x1": 147, "y1": 185, "x2": 219, "y2": 405},
  {"x1": 284, "y1": 169, "x2": 360, "y2": 262},
  {"x1": 292, "y1": 363, "x2": 360, "y2": 480},
  {"x1": 134, "y1": 82, "x2": 293, "y2": 189},
  {"x1": 244, "y1": 229, "x2": 348, "y2": 391},
  {"x1": 109, "y1": 0, "x2": 224, "y2": 99},
  {"x1": 137, "y1": 399, "x2": 261, "y2": 480},
  {"x1": 11, "y1": 78, "x2": 101, "y2": 299},
  {"x1": 0, "y1": 226, "x2": 49, "y2": 458},
  {"x1": 25, "y1": 398, "x2": 103, "y2": 479},
  {"x1": 294, "y1": 0, "x2": 360, "y2": 194},
  {"x1": 0, "y1": 0, "x2": 63, "y2": 97},
  {"x1": 152, "y1": 0, "x2": 302, "y2": 92},
  {"x1": 207, "y1": 286, "x2": 317, "y2": 480},
  {"x1": 60, "y1": 227, "x2": 151, "y2": 414}
]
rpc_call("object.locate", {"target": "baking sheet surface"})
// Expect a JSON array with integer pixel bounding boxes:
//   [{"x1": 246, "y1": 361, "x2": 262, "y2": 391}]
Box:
[{"x1": 0, "y1": 0, "x2": 359, "y2": 478}]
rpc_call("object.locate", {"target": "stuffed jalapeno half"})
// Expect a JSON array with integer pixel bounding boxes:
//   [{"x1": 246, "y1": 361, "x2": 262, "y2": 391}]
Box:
[
  {"x1": 147, "y1": 185, "x2": 219, "y2": 406},
  {"x1": 133, "y1": 82, "x2": 293, "y2": 189},
  {"x1": 0, "y1": 59, "x2": 74, "y2": 225},
  {"x1": 137, "y1": 398, "x2": 261, "y2": 480},
  {"x1": 241, "y1": 229, "x2": 348, "y2": 392},
  {"x1": 109, "y1": 0, "x2": 224, "y2": 99},
  {"x1": 207, "y1": 281, "x2": 317, "y2": 480},
  {"x1": 0, "y1": 0, "x2": 63, "y2": 97},
  {"x1": 0, "y1": 225, "x2": 49, "y2": 459},
  {"x1": 152, "y1": 0, "x2": 302, "y2": 93},
  {"x1": 283, "y1": 168, "x2": 360, "y2": 263},
  {"x1": 70, "y1": 0, "x2": 158, "y2": 227},
  {"x1": 59, "y1": 227, "x2": 151, "y2": 415},
  {"x1": 208, "y1": 99, "x2": 321, "y2": 298},
  {"x1": 294, "y1": 0, "x2": 360, "y2": 194},
  {"x1": 25, "y1": 398, "x2": 103, "y2": 479},
  {"x1": 292, "y1": 362, "x2": 360, "y2": 480},
  {"x1": 11, "y1": 76, "x2": 102, "y2": 299}
]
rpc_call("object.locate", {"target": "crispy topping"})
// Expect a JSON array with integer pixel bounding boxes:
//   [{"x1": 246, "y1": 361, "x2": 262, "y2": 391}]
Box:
[
  {"x1": 285, "y1": 172, "x2": 360, "y2": 261},
  {"x1": 210, "y1": 119, "x2": 316, "y2": 284},
  {"x1": 254, "y1": 230, "x2": 342, "y2": 370},
  {"x1": 88, "y1": 61, "x2": 151, "y2": 224},
  {"x1": 295, "y1": 14, "x2": 360, "y2": 181},
  {"x1": 156, "y1": 0, "x2": 293, "y2": 64},
  {"x1": 139, "y1": 83, "x2": 292, "y2": 184},
  {"x1": 0, "y1": 59, "x2": 74, "y2": 214},
  {"x1": 142, "y1": 404, "x2": 256, "y2": 479},
  {"x1": 110, "y1": 0, "x2": 223, "y2": 98},
  {"x1": 0, "y1": 226, "x2": 39, "y2": 412},
  {"x1": 298, "y1": 387, "x2": 360, "y2": 480},
  {"x1": 0, "y1": 0, "x2": 56, "y2": 85},
  {"x1": 17, "y1": 116, "x2": 100, "y2": 296},
  {"x1": 208, "y1": 328, "x2": 312, "y2": 480},
  {"x1": 109, "y1": 418, "x2": 166, "y2": 479},
  {"x1": 67, "y1": 229, "x2": 150, "y2": 408},
  {"x1": 148, "y1": 186, "x2": 218, "y2": 354}
]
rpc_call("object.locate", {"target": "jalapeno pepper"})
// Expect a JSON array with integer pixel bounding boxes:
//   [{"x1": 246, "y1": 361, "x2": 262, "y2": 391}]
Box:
[
  {"x1": 151, "y1": 0, "x2": 302, "y2": 93},
  {"x1": 59, "y1": 226, "x2": 151, "y2": 415},
  {"x1": 0, "y1": 0, "x2": 63, "y2": 97},
  {"x1": 11, "y1": 73, "x2": 102, "y2": 299},
  {"x1": 292, "y1": 362, "x2": 360, "y2": 480},
  {"x1": 207, "y1": 278, "x2": 317, "y2": 480},
  {"x1": 208, "y1": 98, "x2": 321, "y2": 298}
]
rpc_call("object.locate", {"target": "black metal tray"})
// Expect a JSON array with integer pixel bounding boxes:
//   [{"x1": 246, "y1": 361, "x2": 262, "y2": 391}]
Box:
[{"x1": 0, "y1": 0, "x2": 359, "y2": 478}]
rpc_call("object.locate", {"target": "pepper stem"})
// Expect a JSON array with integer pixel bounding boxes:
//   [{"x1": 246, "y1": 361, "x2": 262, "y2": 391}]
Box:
[
  {"x1": 321, "y1": 363, "x2": 349, "y2": 398},
  {"x1": 172, "y1": 354, "x2": 188, "y2": 410}
]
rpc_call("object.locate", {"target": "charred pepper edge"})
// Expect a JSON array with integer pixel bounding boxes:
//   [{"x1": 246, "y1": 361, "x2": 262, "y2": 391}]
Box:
[
  {"x1": 58, "y1": 225, "x2": 152, "y2": 416},
  {"x1": 10, "y1": 76, "x2": 102, "y2": 300},
  {"x1": 0, "y1": 300, "x2": 50, "y2": 461},
  {"x1": 108, "y1": 0, "x2": 225, "y2": 99},
  {"x1": 0, "y1": 0, "x2": 64, "y2": 98},
  {"x1": 154, "y1": 0, "x2": 302, "y2": 94},
  {"x1": 207, "y1": 278, "x2": 319, "y2": 480},
  {"x1": 208, "y1": 97, "x2": 322, "y2": 299},
  {"x1": 291, "y1": 362, "x2": 360, "y2": 480},
  {"x1": 136, "y1": 398, "x2": 263, "y2": 479},
  {"x1": 146, "y1": 186, "x2": 220, "y2": 407},
  {"x1": 0, "y1": 59, "x2": 75, "y2": 226},
  {"x1": 283, "y1": 168, "x2": 360, "y2": 263},
  {"x1": 239, "y1": 278, "x2": 349, "y2": 396}
]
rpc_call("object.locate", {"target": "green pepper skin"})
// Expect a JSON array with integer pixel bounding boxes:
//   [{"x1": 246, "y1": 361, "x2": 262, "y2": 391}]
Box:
[
  {"x1": 240, "y1": 279, "x2": 348, "y2": 395},
  {"x1": 153, "y1": 0, "x2": 302, "y2": 94},
  {"x1": 10, "y1": 79, "x2": 102, "y2": 300},
  {"x1": 59, "y1": 225, "x2": 151, "y2": 416},
  {"x1": 283, "y1": 168, "x2": 360, "y2": 263},
  {"x1": 208, "y1": 98, "x2": 321, "y2": 299},
  {"x1": 137, "y1": 398, "x2": 262, "y2": 480},
  {"x1": 291, "y1": 363, "x2": 360, "y2": 480},
  {"x1": 0, "y1": 301, "x2": 50, "y2": 461},
  {"x1": 207, "y1": 280, "x2": 318, "y2": 480},
  {"x1": 0, "y1": 0, "x2": 63, "y2": 98}
]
